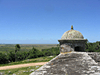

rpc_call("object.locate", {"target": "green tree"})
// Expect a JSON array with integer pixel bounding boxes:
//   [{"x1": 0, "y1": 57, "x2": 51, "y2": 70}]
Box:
[
  {"x1": 15, "y1": 44, "x2": 21, "y2": 61},
  {"x1": 27, "y1": 47, "x2": 41, "y2": 59}
]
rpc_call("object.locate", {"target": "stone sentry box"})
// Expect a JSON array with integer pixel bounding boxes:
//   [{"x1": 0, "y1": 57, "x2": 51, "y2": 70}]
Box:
[{"x1": 58, "y1": 25, "x2": 87, "y2": 53}]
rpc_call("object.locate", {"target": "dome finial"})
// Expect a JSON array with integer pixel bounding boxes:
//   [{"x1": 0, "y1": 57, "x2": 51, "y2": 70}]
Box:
[{"x1": 71, "y1": 25, "x2": 73, "y2": 30}]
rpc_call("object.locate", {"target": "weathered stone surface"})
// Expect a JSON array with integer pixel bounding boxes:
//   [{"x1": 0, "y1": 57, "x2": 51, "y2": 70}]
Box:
[
  {"x1": 30, "y1": 52, "x2": 100, "y2": 75},
  {"x1": 61, "y1": 29, "x2": 84, "y2": 40},
  {"x1": 87, "y1": 52, "x2": 100, "y2": 62},
  {"x1": 60, "y1": 44, "x2": 74, "y2": 52},
  {"x1": 60, "y1": 41, "x2": 86, "y2": 52}
]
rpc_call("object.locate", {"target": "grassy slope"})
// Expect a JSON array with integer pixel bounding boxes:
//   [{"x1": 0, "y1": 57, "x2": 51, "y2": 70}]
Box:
[
  {"x1": 0, "y1": 56, "x2": 57, "y2": 67},
  {"x1": 0, "y1": 65, "x2": 42, "y2": 75},
  {"x1": 0, "y1": 56, "x2": 57, "y2": 75}
]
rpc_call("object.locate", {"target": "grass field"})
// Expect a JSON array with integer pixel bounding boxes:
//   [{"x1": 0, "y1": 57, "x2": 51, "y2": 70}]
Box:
[{"x1": 0, "y1": 44, "x2": 57, "y2": 53}]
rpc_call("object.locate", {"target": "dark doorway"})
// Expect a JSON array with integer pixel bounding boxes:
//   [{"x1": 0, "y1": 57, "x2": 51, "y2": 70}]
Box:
[{"x1": 75, "y1": 46, "x2": 83, "y2": 52}]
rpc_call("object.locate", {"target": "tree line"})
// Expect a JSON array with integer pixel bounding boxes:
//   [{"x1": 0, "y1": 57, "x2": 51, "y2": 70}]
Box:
[
  {"x1": 0, "y1": 44, "x2": 60, "y2": 64},
  {"x1": 85, "y1": 41, "x2": 100, "y2": 52},
  {"x1": 0, "y1": 41, "x2": 100, "y2": 64}
]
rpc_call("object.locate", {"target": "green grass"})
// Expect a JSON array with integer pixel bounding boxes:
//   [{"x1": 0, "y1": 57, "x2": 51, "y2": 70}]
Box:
[
  {"x1": 0, "y1": 44, "x2": 57, "y2": 52},
  {"x1": 0, "y1": 55, "x2": 57, "y2": 67},
  {"x1": 0, "y1": 65, "x2": 42, "y2": 75},
  {"x1": 0, "y1": 55, "x2": 57, "y2": 75}
]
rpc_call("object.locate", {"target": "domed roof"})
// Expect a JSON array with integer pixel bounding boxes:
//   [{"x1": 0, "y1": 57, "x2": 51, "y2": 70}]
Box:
[{"x1": 61, "y1": 26, "x2": 84, "y2": 40}]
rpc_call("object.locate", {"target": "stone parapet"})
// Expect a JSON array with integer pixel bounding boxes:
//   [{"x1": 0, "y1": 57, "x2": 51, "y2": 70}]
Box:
[
  {"x1": 87, "y1": 52, "x2": 100, "y2": 62},
  {"x1": 30, "y1": 52, "x2": 100, "y2": 75}
]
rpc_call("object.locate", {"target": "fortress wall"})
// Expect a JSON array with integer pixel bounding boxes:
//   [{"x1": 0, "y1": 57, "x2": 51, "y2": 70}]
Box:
[{"x1": 87, "y1": 52, "x2": 100, "y2": 62}]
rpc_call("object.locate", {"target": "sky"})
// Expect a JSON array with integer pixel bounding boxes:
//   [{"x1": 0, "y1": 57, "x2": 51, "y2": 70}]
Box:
[{"x1": 0, "y1": 0, "x2": 100, "y2": 44}]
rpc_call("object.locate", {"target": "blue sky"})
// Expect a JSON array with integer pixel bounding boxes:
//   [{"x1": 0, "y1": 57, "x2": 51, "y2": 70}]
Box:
[{"x1": 0, "y1": 0, "x2": 100, "y2": 44}]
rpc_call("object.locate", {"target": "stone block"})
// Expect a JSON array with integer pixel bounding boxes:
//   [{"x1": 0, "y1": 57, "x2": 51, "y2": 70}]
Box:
[{"x1": 60, "y1": 44, "x2": 74, "y2": 52}]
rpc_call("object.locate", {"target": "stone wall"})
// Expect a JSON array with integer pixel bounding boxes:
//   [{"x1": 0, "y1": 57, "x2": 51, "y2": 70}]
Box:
[
  {"x1": 30, "y1": 52, "x2": 100, "y2": 75},
  {"x1": 60, "y1": 44, "x2": 74, "y2": 53},
  {"x1": 60, "y1": 40, "x2": 86, "y2": 52},
  {"x1": 87, "y1": 52, "x2": 100, "y2": 62}
]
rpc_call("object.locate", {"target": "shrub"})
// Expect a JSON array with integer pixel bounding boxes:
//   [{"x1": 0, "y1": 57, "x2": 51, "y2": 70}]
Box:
[
  {"x1": 8, "y1": 51, "x2": 15, "y2": 62},
  {"x1": 0, "y1": 52, "x2": 9, "y2": 64}
]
